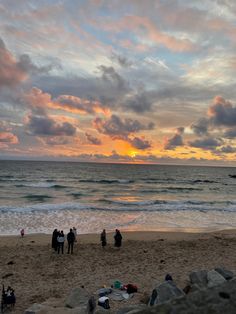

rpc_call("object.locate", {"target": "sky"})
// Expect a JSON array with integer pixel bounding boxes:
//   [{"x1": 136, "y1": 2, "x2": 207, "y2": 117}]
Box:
[{"x1": 0, "y1": 0, "x2": 236, "y2": 165}]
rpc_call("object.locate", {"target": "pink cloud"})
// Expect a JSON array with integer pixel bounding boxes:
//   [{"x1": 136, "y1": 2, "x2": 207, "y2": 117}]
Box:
[{"x1": 0, "y1": 132, "x2": 18, "y2": 144}]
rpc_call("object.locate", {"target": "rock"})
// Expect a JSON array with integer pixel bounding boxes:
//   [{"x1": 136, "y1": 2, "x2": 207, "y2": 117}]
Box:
[
  {"x1": 127, "y1": 278, "x2": 236, "y2": 314},
  {"x1": 215, "y1": 267, "x2": 234, "y2": 280},
  {"x1": 65, "y1": 287, "x2": 90, "y2": 309},
  {"x1": 117, "y1": 304, "x2": 147, "y2": 314},
  {"x1": 189, "y1": 270, "x2": 208, "y2": 287},
  {"x1": 207, "y1": 270, "x2": 226, "y2": 288},
  {"x1": 24, "y1": 303, "x2": 47, "y2": 314},
  {"x1": 148, "y1": 281, "x2": 185, "y2": 306}
]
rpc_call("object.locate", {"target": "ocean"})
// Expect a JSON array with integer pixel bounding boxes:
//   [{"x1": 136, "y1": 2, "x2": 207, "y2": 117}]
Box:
[{"x1": 0, "y1": 160, "x2": 236, "y2": 235}]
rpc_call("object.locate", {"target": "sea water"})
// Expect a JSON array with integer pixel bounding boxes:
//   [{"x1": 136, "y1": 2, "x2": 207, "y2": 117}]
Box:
[{"x1": 0, "y1": 160, "x2": 236, "y2": 235}]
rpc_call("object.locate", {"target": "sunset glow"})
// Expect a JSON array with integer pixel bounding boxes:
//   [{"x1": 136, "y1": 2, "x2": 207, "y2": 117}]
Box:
[{"x1": 0, "y1": 1, "x2": 236, "y2": 165}]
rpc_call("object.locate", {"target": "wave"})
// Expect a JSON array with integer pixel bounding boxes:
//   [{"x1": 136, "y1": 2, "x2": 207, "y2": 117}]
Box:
[
  {"x1": 70, "y1": 192, "x2": 83, "y2": 199},
  {"x1": 15, "y1": 183, "x2": 68, "y2": 189},
  {"x1": 0, "y1": 199, "x2": 236, "y2": 213},
  {"x1": 79, "y1": 179, "x2": 134, "y2": 184},
  {"x1": 193, "y1": 179, "x2": 218, "y2": 184},
  {"x1": 23, "y1": 194, "x2": 53, "y2": 202}
]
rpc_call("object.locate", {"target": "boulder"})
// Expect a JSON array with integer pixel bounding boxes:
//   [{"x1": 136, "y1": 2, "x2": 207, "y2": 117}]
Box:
[
  {"x1": 148, "y1": 281, "x2": 184, "y2": 306},
  {"x1": 126, "y1": 278, "x2": 236, "y2": 314},
  {"x1": 189, "y1": 270, "x2": 208, "y2": 287},
  {"x1": 215, "y1": 267, "x2": 234, "y2": 280},
  {"x1": 207, "y1": 270, "x2": 226, "y2": 288},
  {"x1": 65, "y1": 287, "x2": 90, "y2": 308}
]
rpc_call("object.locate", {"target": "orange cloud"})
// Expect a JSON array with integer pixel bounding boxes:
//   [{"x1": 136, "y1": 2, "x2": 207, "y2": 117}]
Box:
[{"x1": 0, "y1": 132, "x2": 18, "y2": 144}]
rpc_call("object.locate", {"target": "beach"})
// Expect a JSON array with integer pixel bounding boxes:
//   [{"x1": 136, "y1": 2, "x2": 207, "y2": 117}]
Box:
[{"x1": 1, "y1": 230, "x2": 236, "y2": 313}]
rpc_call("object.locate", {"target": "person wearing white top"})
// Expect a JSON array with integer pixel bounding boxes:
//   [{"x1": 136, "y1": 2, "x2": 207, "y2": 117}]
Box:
[{"x1": 57, "y1": 230, "x2": 65, "y2": 254}]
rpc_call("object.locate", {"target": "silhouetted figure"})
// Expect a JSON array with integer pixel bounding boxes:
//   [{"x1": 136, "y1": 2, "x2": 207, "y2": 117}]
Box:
[
  {"x1": 52, "y1": 229, "x2": 59, "y2": 252},
  {"x1": 20, "y1": 229, "x2": 24, "y2": 238},
  {"x1": 114, "y1": 229, "x2": 122, "y2": 248},
  {"x1": 100, "y1": 229, "x2": 107, "y2": 248},
  {"x1": 165, "y1": 274, "x2": 173, "y2": 281},
  {"x1": 72, "y1": 227, "x2": 77, "y2": 242},
  {"x1": 57, "y1": 230, "x2": 65, "y2": 254},
  {"x1": 67, "y1": 228, "x2": 75, "y2": 254}
]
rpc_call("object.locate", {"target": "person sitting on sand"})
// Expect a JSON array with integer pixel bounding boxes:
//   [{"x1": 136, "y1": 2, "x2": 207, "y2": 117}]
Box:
[
  {"x1": 52, "y1": 229, "x2": 59, "y2": 252},
  {"x1": 165, "y1": 274, "x2": 173, "y2": 281},
  {"x1": 67, "y1": 228, "x2": 75, "y2": 254},
  {"x1": 57, "y1": 230, "x2": 65, "y2": 254},
  {"x1": 100, "y1": 229, "x2": 107, "y2": 248},
  {"x1": 114, "y1": 229, "x2": 122, "y2": 248}
]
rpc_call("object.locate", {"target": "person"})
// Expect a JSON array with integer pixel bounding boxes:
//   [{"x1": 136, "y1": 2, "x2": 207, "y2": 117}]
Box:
[
  {"x1": 57, "y1": 230, "x2": 65, "y2": 254},
  {"x1": 67, "y1": 228, "x2": 75, "y2": 254},
  {"x1": 72, "y1": 227, "x2": 77, "y2": 242},
  {"x1": 20, "y1": 229, "x2": 24, "y2": 238},
  {"x1": 114, "y1": 229, "x2": 122, "y2": 248},
  {"x1": 165, "y1": 274, "x2": 173, "y2": 281},
  {"x1": 100, "y1": 229, "x2": 107, "y2": 248},
  {"x1": 51, "y1": 229, "x2": 59, "y2": 252}
]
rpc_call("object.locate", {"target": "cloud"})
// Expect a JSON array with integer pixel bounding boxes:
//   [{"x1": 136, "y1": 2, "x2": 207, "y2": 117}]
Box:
[
  {"x1": 94, "y1": 114, "x2": 154, "y2": 139},
  {"x1": 111, "y1": 53, "x2": 132, "y2": 68},
  {"x1": 129, "y1": 136, "x2": 151, "y2": 149},
  {"x1": 0, "y1": 132, "x2": 18, "y2": 144},
  {"x1": 164, "y1": 127, "x2": 185, "y2": 150},
  {"x1": 85, "y1": 132, "x2": 101, "y2": 145},
  {"x1": 26, "y1": 115, "x2": 76, "y2": 136},
  {"x1": 224, "y1": 128, "x2": 236, "y2": 139},
  {"x1": 98, "y1": 65, "x2": 129, "y2": 92},
  {"x1": 189, "y1": 137, "x2": 223, "y2": 150},
  {"x1": 208, "y1": 96, "x2": 236, "y2": 127},
  {"x1": 124, "y1": 92, "x2": 153, "y2": 113},
  {"x1": 0, "y1": 37, "x2": 51, "y2": 88},
  {"x1": 191, "y1": 118, "x2": 209, "y2": 136},
  {"x1": 219, "y1": 145, "x2": 236, "y2": 153}
]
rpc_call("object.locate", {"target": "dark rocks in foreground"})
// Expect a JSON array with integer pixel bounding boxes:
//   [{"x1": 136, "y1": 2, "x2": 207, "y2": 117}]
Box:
[{"x1": 24, "y1": 268, "x2": 236, "y2": 314}]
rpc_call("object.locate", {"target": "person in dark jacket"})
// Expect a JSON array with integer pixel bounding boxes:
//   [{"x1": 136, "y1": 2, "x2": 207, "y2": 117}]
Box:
[
  {"x1": 100, "y1": 229, "x2": 107, "y2": 248},
  {"x1": 114, "y1": 229, "x2": 122, "y2": 248},
  {"x1": 51, "y1": 229, "x2": 59, "y2": 252},
  {"x1": 67, "y1": 228, "x2": 75, "y2": 254}
]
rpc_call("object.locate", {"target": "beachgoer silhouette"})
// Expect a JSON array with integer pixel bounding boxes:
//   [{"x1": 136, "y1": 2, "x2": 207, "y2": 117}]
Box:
[
  {"x1": 20, "y1": 229, "x2": 24, "y2": 238},
  {"x1": 52, "y1": 229, "x2": 59, "y2": 252},
  {"x1": 72, "y1": 227, "x2": 77, "y2": 242},
  {"x1": 57, "y1": 230, "x2": 65, "y2": 254},
  {"x1": 67, "y1": 228, "x2": 75, "y2": 254},
  {"x1": 114, "y1": 229, "x2": 122, "y2": 248},
  {"x1": 100, "y1": 229, "x2": 107, "y2": 248}
]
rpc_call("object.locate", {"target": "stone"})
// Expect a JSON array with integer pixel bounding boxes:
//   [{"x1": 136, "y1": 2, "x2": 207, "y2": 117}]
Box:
[
  {"x1": 24, "y1": 303, "x2": 47, "y2": 314},
  {"x1": 124, "y1": 278, "x2": 236, "y2": 314},
  {"x1": 148, "y1": 281, "x2": 184, "y2": 306},
  {"x1": 207, "y1": 270, "x2": 226, "y2": 288},
  {"x1": 117, "y1": 304, "x2": 147, "y2": 314},
  {"x1": 215, "y1": 267, "x2": 234, "y2": 280},
  {"x1": 65, "y1": 287, "x2": 90, "y2": 309},
  {"x1": 189, "y1": 270, "x2": 208, "y2": 287}
]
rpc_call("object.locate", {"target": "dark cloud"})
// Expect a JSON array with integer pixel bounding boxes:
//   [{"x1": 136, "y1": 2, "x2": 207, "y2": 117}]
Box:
[
  {"x1": 189, "y1": 137, "x2": 223, "y2": 150},
  {"x1": 26, "y1": 115, "x2": 76, "y2": 136},
  {"x1": 224, "y1": 128, "x2": 236, "y2": 139},
  {"x1": 98, "y1": 65, "x2": 129, "y2": 92},
  {"x1": 129, "y1": 136, "x2": 151, "y2": 149},
  {"x1": 219, "y1": 145, "x2": 236, "y2": 153},
  {"x1": 0, "y1": 37, "x2": 51, "y2": 88},
  {"x1": 40, "y1": 136, "x2": 71, "y2": 146},
  {"x1": 164, "y1": 127, "x2": 184, "y2": 150},
  {"x1": 124, "y1": 92, "x2": 153, "y2": 113},
  {"x1": 111, "y1": 53, "x2": 132, "y2": 67},
  {"x1": 94, "y1": 114, "x2": 154, "y2": 139},
  {"x1": 85, "y1": 132, "x2": 102, "y2": 145},
  {"x1": 208, "y1": 96, "x2": 236, "y2": 127},
  {"x1": 191, "y1": 118, "x2": 209, "y2": 136}
]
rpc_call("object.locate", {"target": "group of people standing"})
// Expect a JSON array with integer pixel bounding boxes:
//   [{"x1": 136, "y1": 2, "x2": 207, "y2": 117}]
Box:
[
  {"x1": 100, "y1": 229, "x2": 123, "y2": 248},
  {"x1": 52, "y1": 227, "x2": 122, "y2": 254},
  {"x1": 51, "y1": 227, "x2": 77, "y2": 254}
]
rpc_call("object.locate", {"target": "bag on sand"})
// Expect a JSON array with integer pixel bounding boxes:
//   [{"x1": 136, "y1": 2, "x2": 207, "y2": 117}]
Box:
[{"x1": 98, "y1": 296, "x2": 110, "y2": 309}]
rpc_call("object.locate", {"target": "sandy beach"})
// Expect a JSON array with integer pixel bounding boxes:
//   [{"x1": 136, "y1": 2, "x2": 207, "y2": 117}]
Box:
[{"x1": 1, "y1": 230, "x2": 236, "y2": 313}]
